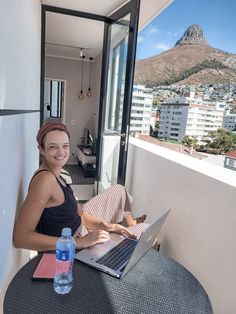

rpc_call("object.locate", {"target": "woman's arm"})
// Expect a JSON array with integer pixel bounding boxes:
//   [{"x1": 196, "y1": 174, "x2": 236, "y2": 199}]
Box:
[
  {"x1": 80, "y1": 208, "x2": 136, "y2": 239},
  {"x1": 80, "y1": 209, "x2": 108, "y2": 231},
  {"x1": 14, "y1": 173, "x2": 111, "y2": 251},
  {"x1": 13, "y1": 172, "x2": 60, "y2": 251}
]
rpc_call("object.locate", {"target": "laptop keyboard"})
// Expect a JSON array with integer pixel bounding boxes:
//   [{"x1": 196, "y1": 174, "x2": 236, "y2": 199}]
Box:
[{"x1": 96, "y1": 237, "x2": 137, "y2": 271}]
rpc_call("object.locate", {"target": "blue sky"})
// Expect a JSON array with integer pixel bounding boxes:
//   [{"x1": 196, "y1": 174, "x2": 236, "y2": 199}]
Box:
[{"x1": 136, "y1": 0, "x2": 236, "y2": 60}]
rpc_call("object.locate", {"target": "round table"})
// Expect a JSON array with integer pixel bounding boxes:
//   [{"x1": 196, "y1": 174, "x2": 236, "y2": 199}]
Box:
[{"x1": 4, "y1": 250, "x2": 212, "y2": 314}]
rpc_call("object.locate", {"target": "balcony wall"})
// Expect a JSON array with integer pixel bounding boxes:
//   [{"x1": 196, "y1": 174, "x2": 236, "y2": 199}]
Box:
[
  {"x1": 0, "y1": 0, "x2": 41, "y2": 312},
  {"x1": 126, "y1": 137, "x2": 236, "y2": 314}
]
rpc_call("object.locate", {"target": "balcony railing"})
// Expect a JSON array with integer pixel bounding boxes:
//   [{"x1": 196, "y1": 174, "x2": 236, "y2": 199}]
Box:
[{"x1": 126, "y1": 136, "x2": 236, "y2": 314}]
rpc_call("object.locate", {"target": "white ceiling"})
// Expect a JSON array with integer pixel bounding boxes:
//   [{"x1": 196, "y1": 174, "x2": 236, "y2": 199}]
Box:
[
  {"x1": 45, "y1": 12, "x2": 104, "y2": 59},
  {"x1": 42, "y1": 0, "x2": 173, "y2": 60},
  {"x1": 42, "y1": 0, "x2": 129, "y2": 16}
]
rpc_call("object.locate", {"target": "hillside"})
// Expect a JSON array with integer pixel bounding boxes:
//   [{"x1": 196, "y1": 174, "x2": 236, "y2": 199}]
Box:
[{"x1": 134, "y1": 24, "x2": 236, "y2": 86}]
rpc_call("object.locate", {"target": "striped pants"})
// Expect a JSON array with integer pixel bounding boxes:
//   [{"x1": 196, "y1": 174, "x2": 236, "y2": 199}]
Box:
[{"x1": 74, "y1": 184, "x2": 148, "y2": 239}]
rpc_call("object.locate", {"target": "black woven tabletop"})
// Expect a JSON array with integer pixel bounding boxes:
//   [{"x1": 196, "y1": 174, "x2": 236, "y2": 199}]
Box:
[{"x1": 4, "y1": 250, "x2": 212, "y2": 314}]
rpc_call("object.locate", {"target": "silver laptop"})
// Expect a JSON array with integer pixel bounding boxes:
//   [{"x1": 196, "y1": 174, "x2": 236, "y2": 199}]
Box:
[{"x1": 75, "y1": 208, "x2": 171, "y2": 278}]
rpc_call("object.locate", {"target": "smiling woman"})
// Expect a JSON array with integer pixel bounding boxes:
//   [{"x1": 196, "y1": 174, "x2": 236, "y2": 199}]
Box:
[{"x1": 13, "y1": 121, "x2": 148, "y2": 253}]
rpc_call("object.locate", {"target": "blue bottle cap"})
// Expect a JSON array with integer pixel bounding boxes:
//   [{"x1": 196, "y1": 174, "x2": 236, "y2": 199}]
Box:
[{"x1": 61, "y1": 227, "x2": 72, "y2": 237}]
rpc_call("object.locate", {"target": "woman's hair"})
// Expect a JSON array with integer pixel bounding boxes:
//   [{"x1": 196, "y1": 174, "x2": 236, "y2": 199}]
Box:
[{"x1": 37, "y1": 122, "x2": 70, "y2": 147}]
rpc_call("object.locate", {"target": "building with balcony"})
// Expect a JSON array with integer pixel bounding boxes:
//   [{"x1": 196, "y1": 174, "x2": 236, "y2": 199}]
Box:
[
  {"x1": 158, "y1": 97, "x2": 225, "y2": 142},
  {"x1": 130, "y1": 84, "x2": 153, "y2": 135},
  {"x1": 224, "y1": 113, "x2": 236, "y2": 131}
]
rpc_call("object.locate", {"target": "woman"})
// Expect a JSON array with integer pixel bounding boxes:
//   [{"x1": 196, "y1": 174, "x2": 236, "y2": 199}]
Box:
[{"x1": 13, "y1": 122, "x2": 147, "y2": 252}]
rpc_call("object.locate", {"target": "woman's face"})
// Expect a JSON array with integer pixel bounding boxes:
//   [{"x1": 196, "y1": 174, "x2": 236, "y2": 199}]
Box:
[{"x1": 40, "y1": 130, "x2": 70, "y2": 167}]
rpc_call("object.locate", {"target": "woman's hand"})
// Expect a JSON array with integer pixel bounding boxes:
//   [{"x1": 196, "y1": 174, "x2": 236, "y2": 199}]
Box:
[
  {"x1": 106, "y1": 223, "x2": 137, "y2": 239},
  {"x1": 76, "y1": 230, "x2": 110, "y2": 249}
]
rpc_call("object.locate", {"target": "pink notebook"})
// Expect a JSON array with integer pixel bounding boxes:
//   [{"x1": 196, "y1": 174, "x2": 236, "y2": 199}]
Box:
[{"x1": 32, "y1": 253, "x2": 56, "y2": 281}]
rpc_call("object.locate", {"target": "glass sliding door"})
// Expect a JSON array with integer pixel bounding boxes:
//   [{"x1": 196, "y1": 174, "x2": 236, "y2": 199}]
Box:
[{"x1": 97, "y1": 0, "x2": 140, "y2": 192}]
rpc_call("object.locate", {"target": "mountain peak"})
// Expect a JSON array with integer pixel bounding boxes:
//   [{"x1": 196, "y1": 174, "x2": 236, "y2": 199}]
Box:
[
  {"x1": 175, "y1": 24, "x2": 208, "y2": 47},
  {"x1": 135, "y1": 24, "x2": 236, "y2": 86}
]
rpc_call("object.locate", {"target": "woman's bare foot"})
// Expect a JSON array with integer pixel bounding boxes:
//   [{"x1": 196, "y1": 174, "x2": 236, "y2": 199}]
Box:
[
  {"x1": 122, "y1": 214, "x2": 147, "y2": 227},
  {"x1": 136, "y1": 214, "x2": 147, "y2": 224}
]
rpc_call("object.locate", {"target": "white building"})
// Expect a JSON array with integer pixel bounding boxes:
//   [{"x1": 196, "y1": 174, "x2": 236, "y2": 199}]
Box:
[
  {"x1": 224, "y1": 113, "x2": 236, "y2": 131},
  {"x1": 158, "y1": 97, "x2": 225, "y2": 142},
  {"x1": 130, "y1": 85, "x2": 153, "y2": 135}
]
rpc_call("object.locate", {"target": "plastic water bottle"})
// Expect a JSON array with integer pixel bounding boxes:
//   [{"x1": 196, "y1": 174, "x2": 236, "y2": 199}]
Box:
[{"x1": 53, "y1": 227, "x2": 76, "y2": 294}]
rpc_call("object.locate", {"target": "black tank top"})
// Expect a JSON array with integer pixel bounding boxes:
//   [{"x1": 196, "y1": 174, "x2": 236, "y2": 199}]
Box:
[{"x1": 32, "y1": 169, "x2": 81, "y2": 237}]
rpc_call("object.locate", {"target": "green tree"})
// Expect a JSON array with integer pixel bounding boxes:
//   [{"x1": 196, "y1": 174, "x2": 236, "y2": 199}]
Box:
[
  {"x1": 231, "y1": 132, "x2": 236, "y2": 144},
  {"x1": 229, "y1": 105, "x2": 236, "y2": 114},
  {"x1": 182, "y1": 136, "x2": 198, "y2": 149},
  {"x1": 202, "y1": 128, "x2": 236, "y2": 153},
  {"x1": 158, "y1": 59, "x2": 234, "y2": 86},
  {"x1": 152, "y1": 99, "x2": 158, "y2": 109},
  {"x1": 154, "y1": 121, "x2": 160, "y2": 131}
]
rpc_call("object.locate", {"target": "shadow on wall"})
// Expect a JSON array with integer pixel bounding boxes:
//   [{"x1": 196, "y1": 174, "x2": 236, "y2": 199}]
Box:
[
  {"x1": 0, "y1": 115, "x2": 39, "y2": 314},
  {"x1": 0, "y1": 178, "x2": 25, "y2": 289},
  {"x1": 13, "y1": 178, "x2": 28, "y2": 265},
  {"x1": 0, "y1": 181, "x2": 30, "y2": 313}
]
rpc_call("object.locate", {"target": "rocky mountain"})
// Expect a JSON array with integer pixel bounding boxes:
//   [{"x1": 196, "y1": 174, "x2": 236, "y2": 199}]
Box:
[
  {"x1": 134, "y1": 24, "x2": 236, "y2": 86},
  {"x1": 175, "y1": 24, "x2": 208, "y2": 46}
]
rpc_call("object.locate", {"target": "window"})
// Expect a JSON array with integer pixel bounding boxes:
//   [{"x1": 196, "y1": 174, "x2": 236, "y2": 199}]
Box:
[{"x1": 44, "y1": 79, "x2": 65, "y2": 119}]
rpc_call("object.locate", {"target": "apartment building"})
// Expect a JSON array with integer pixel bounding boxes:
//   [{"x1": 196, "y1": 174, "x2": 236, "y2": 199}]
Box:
[
  {"x1": 224, "y1": 113, "x2": 236, "y2": 131},
  {"x1": 130, "y1": 85, "x2": 153, "y2": 135},
  {"x1": 158, "y1": 97, "x2": 224, "y2": 142}
]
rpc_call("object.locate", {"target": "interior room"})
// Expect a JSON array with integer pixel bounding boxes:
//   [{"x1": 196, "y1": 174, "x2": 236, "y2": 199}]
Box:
[
  {"x1": 43, "y1": 5, "x2": 136, "y2": 200},
  {"x1": 44, "y1": 11, "x2": 105, "y2": 200}
]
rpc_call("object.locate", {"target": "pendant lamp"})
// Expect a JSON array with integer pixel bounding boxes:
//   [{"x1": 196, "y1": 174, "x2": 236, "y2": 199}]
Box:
[
  {"x1": 87, "y1": 57, "x2": 93, "y2": 97},
  {"x1": 79, "y1": 51, "x2": 85, "y2": 100}
]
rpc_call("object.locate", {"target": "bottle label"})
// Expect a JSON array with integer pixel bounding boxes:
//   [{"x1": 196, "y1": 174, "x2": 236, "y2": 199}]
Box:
[
  {"x1": 56, "y1": 260, "x2": 71, "y2": 274},
  {"x1": 56, "y1": 249, "x2": 74, "y2": 261}
]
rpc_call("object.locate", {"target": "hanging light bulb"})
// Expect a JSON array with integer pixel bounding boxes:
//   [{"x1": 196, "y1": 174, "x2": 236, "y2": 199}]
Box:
[
  {"x1": 79, "y1": 54, "x2": 85, "y2": 100},
  {"x1": 87, "y1": 57, "x2": 93, "y2": 97},
  {"x1": 79, "y1": 90, "x2": 84, "y2": 100},
  {"x1": 87, "y1": 87, "x2": 92, "y2": 97}
]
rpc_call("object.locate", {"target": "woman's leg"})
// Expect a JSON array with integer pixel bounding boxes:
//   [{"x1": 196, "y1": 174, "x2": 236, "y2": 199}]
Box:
[
  {"x1": 81, "y1": 184, "x2": 133, "y2": 224},
  {"x1": 75, "y1": 184, "x2": 148, "y2": 239},
  {"x1": 74, "y1": 185, "x2": 130, "y2": 238}
]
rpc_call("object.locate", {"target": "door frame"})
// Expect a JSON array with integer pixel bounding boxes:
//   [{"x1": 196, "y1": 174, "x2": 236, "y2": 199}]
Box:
[
  {"x1": 41, "y1": 2, "x2": 140, "y2": 186},
  {"x1": 96, "y1": 0, "x2": 140, "y2": 186}
]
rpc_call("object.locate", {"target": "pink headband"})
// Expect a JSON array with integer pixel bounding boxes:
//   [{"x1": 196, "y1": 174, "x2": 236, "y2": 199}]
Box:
[{"x1": 36, "y1": 122, "x2": 70, "y2": 146}]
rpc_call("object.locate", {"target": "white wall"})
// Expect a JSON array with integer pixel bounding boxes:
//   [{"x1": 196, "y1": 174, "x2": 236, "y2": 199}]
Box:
[
  {"x1": 0, "y1": 0, "x2": 41, "y2": 111},
  {"x1": 126, "y1": 137, "x2": 236, "y2": 314},
  {"x1": 0, "y1": 0, "x2": 41, "y2": 310},
  {"x1": 45, "y1": 55, "x2": 102, "y2": 163}
]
